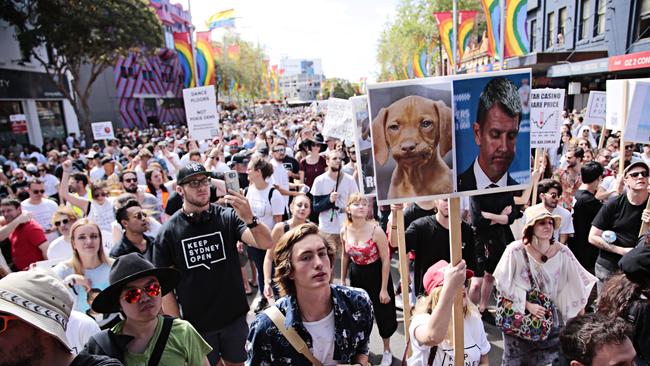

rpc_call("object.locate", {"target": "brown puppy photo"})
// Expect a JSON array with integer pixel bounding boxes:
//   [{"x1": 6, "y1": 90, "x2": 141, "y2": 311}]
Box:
[{"x1": 372, "y1": 95, "x2": 453, "y2": 200}]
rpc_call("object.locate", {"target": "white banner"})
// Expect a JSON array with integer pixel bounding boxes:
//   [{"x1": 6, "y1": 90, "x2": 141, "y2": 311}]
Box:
[
  {"x1": 529, "y1": 88, "x2": 565, "y2": 149},
  {"x1": 623, "y1": 82, "x2": 650, "y2": 144},
  {"x1": 606, "y1": 80, "x2": 627, "y2": 131},
  {"x1": 349, "y1": 95, "x2": 375, "y2": 196},
  {"x1": 91, "y1": 121, "x2": 115, "y2": 141},
  {"x1": 322, "y1": 98, "x2": 355, "y2": 142},
  {"x1": 585, "y1": 91, "x2": 606, "y2": 126},
  {"x1": 183, "y1": 85, "x2": 219, "y2": 140}
]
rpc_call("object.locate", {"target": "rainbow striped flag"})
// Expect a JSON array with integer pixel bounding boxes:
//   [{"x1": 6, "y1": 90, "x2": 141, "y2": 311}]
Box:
[
  {"x1": 481, "y1": 0, "x2": 501, "y2": 59},
  {"x1": 195, "y1": 32, "x2": 215, "y2": 86},
  {"x1": 206, "y1": 9, "x2": 235, "y2": 30},
  {"x1": 173, "y1": 32, "x2": 195, "y2": 88},
  {"x1": 271, "y1": 65, "x2": 279, "y2": 98},
  {"x1": 458, "y1": 11, "x2": 477, "y2": 61},
  {"x1": 412, "y1": 42, "x2": 429, "y2": 78},
  {"x1": 433, "y1": 12, "x2": 455, "y2": 68},
  {"x1": 505, "y1": 0, "x2": 528, "y2": 57}
]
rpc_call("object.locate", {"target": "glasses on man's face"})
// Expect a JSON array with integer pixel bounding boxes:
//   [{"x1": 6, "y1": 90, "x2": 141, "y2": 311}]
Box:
[
  {"x1": 123, "y1": 178, "x2": 137, "y2": 183},
  {"x1": 184, "y1": 178, "x2": 210, "y2": 188},
  {"x1": 131, "y1": 212, "x2": 147, "y2": 220},
  {"x1": 625, "y1": 145, "x2": 635, "y2": 150},
  {"x1": 0, "y1": 314, "x2": 19, "y2": 334},
  {"x1": 122, "y1": 282, "x2": 161, "y2": 304},
  {"x1": 627, "y1": 171, "x2": 649, "y2": 179},
  {"x1": 273, "y1": 148, "x2": 285, "y2": 153},
  {"x1": 54, "y1": 218, "x2": 70, "y2": 227},
  {"x1": 31, "y1": 189, "x2": 45, "y2": 194},
  {"x1": 545, "y1": 192, "x2": 559, "y2": 199}
]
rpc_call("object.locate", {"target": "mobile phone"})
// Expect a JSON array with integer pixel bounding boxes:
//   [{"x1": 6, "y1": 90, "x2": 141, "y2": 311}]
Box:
[{"x1": 224, "y1": 170, "x2": 240, "y2": 193}]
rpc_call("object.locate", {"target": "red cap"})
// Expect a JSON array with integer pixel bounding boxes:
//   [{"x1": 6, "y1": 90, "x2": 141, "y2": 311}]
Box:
[{"x1": 423, "y1": 260, "x2": 474, "y2": 295}]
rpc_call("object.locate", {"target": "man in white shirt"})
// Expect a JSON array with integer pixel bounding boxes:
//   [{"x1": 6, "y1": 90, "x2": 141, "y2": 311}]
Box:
[
  {"x1": 523, "y1": 179, "x2": 574, "y2": 243},
  {"x1": 311, "y1": 150, "x2": 359, "y2": 250},
  {"x1": 21, "y1": 179, "x2": 59, "y2": 242},
  {"x1": 269, "y1": 143, "x2": 290, "y2": 212}
]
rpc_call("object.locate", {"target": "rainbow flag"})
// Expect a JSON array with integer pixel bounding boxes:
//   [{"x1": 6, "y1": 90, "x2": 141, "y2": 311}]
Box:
[
  {"x1": 271, "y1": 65, "x2": 279, "y2": 98},
  {"x1": 195, "y1": 32, "x2": 215, "y2": 86},
  {"x1": 173, "y1": 32, "x2": 195, "y2": 88},
  {"x1": 433, "y1": 12, "x2": 455, "y2": 68},
  {"x1": 458, "y1": 11, "x2": 477, "y2": 61},
  {"x1": 481, "y1": 0, "x2": 501, "y2": 59},
  {"x1": 505, "y1": 0, "x2": 528, "y2": 57},
  {"x1": 206, "y1": 9, "x2": 235, "y2": 30},
  {"x1": 412, "y1": 43, "x2": 426, "y2": 78},
  {"x1": 359, "y1": 77, "x2": 367, "y2": 94}
]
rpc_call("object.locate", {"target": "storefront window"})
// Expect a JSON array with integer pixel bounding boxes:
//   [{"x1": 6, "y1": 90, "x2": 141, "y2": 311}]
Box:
[
  {"x1": 0, "y1": 101, "x2": 28, "y2": 147},
  {"x1": 36, "y1": 100, "x2": 67, "y2": 143}
]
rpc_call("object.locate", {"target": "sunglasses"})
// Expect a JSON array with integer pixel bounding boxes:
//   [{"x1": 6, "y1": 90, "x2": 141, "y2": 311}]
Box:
[
  {"x1": 0, "y1": 315, "x2": 19, "y2": 334},
  {"x1": 628, "y1": 171, "x2": 649, "y2": 178},
  {"x1": 184, "y1": 178, "x2": 210, "y2": 188},
  {"x1": 93, "y1": 192, "x2": 108, "y2": 197},
  {"x1": 54, "y1": 219, "x2": 70, "y2": 227},
  {"x1": 31, "y1": 190, "x2": 45, "y2": 194},
  {"x1": 131, "y1": 212, "x2": 148, "y2": 220},
  {"x1": 122, "y1": 282, "x2": 161, "y2": 304},
  {"x1": 545, "y1": 192, "x2": 559, "y2": 199},
  {"x1": 273, "y1": 148, "x2": 285, "y2": 153},
  {"x1": 625, "y1": 145, "x2": 635, "y2": 150},
  {"x1": 123, "y1": 178, "x2": 137, "y2": 183}
]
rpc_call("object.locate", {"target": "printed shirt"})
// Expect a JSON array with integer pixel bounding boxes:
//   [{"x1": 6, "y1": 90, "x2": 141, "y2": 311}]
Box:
[
  {"x1": 554, "y1": 168, "x2": 582, "y2": 211},
  {"x1": 246, "y1": 284, "x2": 374, "y2": 365}
]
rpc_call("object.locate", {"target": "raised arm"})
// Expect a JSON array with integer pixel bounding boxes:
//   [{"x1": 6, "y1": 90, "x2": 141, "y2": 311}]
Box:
[{"x1": 59, "y1": 160, "x2": 90, "y2": 214}]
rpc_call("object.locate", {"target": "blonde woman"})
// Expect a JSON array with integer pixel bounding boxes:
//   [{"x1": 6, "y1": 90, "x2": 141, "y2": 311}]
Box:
[
  {"x1": 52, "y1": 218, "x2": 118, "y2": 328},
  {"x1": 341, "y1": 193, "x2": 397, "y2": 366},
  {"x1": 47, "y1": 206, "x2": 80, "y2": 261},
  {"x1": 409, "y1": 260, "x2": 490, "y2": 365}
]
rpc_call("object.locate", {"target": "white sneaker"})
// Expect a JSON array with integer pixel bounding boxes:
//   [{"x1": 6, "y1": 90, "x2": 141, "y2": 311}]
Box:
[{"x1": 380, "y1": 351, "x2": 393, "y2": 366}]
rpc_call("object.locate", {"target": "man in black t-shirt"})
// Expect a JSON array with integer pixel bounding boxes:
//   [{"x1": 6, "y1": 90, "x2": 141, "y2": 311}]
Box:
[
  {"x1": 570, "y1": 161, "x2": 603, "y2": 273},
  {"x1": 589, "y1": 161, "x2": 650, "y2": 293},
  {"x1": 404, "y1": 199, "x2": 476, "y2": 295},
  {"x1": 153, "y1": 162, "x2": 272, "y2": 366}
]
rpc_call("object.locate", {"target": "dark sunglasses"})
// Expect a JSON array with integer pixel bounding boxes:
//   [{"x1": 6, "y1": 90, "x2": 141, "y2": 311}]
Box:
[
  {"x1": 545, "y1": 192, "x2": 559, "y2": 199},
  {"x1": 123, "y1": 178, "x2": 137, "y2": 183},
  {"x1": 31, "y1": 190, "x2": 45, "y2": 194},
  {"x1": 94, "y1": 191, "x2": 108, "y2": 197},
  {"x1": 625, "y1": 145, "x2": 635, "y2": 150},
  {"x1": 38, "y1": 168, "x2": 46, "y2": 172},
  {"x1": 54, "y1": 219, "x2": 70, "y2": 227},
  {"x1": 131, "y1": 212, "x2": 148, "y2": 220},
  {"x1": 628, "y1": 171, "x2": 649, "y2": 178},
  {"x1": 122, "y1": 282, "x2": 161, "y2": 304},
  {"x1": 0, "y1": 315, "x2": 18, "y2": 334}
]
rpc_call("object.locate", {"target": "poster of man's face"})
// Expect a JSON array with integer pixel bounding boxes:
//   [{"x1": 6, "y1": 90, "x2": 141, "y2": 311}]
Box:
[
  {"x1": 453, "y1": 70, "x2": 532, "y2": 195},
  {"x1": 368, "y1": 78, "x2": 454, "y2": 205}
]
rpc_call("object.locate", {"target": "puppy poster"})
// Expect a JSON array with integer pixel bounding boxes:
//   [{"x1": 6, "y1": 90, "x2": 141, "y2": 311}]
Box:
[
  {"x1": 368, "y1": 78, "x2": 454, "y2": 205},
  {"x1": 350, "y1": 95, "x2": 376, "y2": 196},
  {"x1": 453, "y1": 69, "x2": 532, "y2": 196}
]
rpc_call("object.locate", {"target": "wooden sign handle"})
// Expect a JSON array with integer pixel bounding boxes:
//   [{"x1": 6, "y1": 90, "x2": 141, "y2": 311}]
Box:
[
  {"x1": 448, "y1": 197, "x2": 464, "y2": 366},
  {"x1": 393, "y1": 208, "x2": 412, "y2": 356},
  {"x1": 531, "y1": 148, "x2": 541, "y2": 205}
]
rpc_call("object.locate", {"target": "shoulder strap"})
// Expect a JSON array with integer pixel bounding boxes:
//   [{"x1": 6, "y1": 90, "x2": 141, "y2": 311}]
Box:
[
  {"x1": 268, "y1": 187, "x2": 275, "y2": 204},
  {"x1": 148, "y1": 316, "x2": 174, "y2": 366},
  {"x1": 283, "y1": 221, "x2": 290, "y2": 233},
  {"x1": 521, "y1": 248, "x2": 539, "y2": 290},
  {"x1": 263, "y1": 306, "x2": 324, "y2": 366}
]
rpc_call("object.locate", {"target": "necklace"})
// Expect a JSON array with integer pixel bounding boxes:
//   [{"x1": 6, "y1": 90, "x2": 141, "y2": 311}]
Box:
[{"x1": 528, "y1": 241, "x2": 553, "y2": 263}]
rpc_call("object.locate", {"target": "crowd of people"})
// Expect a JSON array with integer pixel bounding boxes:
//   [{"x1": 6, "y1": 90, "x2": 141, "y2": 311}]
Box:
[{"x1": 0, "y1": 104, "x2": 648, "y2": 366}]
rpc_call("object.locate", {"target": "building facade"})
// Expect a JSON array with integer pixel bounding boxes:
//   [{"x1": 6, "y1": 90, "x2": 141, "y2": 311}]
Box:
[
  {"x1": 85, "y1": 0, "x2": 190, "y2": 129},
  {"x1": 279, "y1": 58, "x2": 324, "y2": 103}
]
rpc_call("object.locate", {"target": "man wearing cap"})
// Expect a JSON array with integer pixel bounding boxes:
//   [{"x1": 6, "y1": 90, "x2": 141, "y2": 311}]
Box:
[
  {"x1": 0, "y1": 269, "x2": 122, "y2": 365},
  {"x1": 617, "y1": 246, "x2": 650, "y2": 363},
  {"x1": 154, "y1": 162, "x2": 272, "y2": 366},
  {"x1": 85, "y1": 253, "x2": 211, "y2": 365},
  {"x1": 589, "y1": 160, "x2": 650, "y2": 292}
]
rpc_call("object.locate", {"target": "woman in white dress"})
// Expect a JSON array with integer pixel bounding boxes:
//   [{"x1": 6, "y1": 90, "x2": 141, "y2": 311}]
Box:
[{"x1": 493, "y1": 204, "x2": 597, "y2": 365}]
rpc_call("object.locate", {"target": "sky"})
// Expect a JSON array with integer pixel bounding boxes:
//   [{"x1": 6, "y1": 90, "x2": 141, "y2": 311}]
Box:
[{"x1": 171, "y1": 0, "x2": 400, "y2": 83}]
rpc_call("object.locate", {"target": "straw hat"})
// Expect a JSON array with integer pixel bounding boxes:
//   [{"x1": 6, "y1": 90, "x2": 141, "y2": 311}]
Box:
[{"x1": 523, "y1": 204, "x2": 561, "y2": 234}]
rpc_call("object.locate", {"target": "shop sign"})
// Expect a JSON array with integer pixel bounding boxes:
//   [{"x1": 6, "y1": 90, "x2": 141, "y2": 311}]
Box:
[
  {"x1": 608, "y1": 50, "x2": 650, "y2": 72},
  {"x1": 9, "y1": 114, "x2": 28, "y2": 134}
]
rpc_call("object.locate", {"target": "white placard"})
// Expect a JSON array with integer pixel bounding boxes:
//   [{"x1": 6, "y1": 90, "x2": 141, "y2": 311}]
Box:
[
  {"x1": 91, "y1": 121, "x2": 115, "y2": 140},
  {"x1": 623, "y1": 82, "x2": 650, "y2": 144},
  {"x1": 182, "y1": 85, "x2": 219, "y2": 140},
  {"x1": 606, "y1": 80, "x2": 627, "y2": 131},
  {"x1": 585, "y1": 91, "x2": 606, "y2": 126},
  {"x1": 530, "y1": 88, "x2": 565, "y2": 149},
  {"x1": 322, "y1": 98, "x2": 355, "y2": 142}
]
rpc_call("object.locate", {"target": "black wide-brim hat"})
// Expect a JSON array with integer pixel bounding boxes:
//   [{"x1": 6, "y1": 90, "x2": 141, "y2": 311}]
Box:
[{"x1": 92, "y1": 253, "x2": 181, "y2": 314}]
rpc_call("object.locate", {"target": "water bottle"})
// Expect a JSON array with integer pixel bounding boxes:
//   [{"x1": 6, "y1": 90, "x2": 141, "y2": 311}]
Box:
[{"x1": 602, "y1": 230, "x2": 617, "y2": 244}]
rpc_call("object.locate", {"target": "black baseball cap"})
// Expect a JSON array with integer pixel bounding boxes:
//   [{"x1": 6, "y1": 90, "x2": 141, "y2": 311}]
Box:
[
  {"x1": 619, "y1": 246, "x2": 650, "y2": 288},
  {"x1": 176, "y1": 162, "x2": 212, "y2": 184}
]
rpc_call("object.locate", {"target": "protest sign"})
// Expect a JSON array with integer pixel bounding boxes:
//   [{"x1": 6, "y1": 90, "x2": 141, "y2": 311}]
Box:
[
  {"x1": 183, "y1": 85, "x2": 219, "y2": 140},
  {"x1": 585, "y1": 91, "x2": 606, "y2": 125},
  {"x1": 368, "y1": 77, "x2": 454, "y2": 205},
  {"x1": 606, "y1": 78, "x2": 650, "y2": 131},
  {"x1": 623, "y1": 82, "x2": 650, "y2": 144},
  {"x1": 349, "y1": 95, "x2": 375, "y2": 196},
  {"x1": 91, "y1": 121, "x2": 115, "y2": 141},
  {"x1": 9, "y1": 114, "x2": 27, "y2": 134},
  {"x1": 453, "y1": 69, "x2": 532, "y2": 196},
  {"x1": 529, "y1": 88, "x2": 565, "y2": 149},
  {"x1": 322, "y1": 98, "x2": 355, "y2": 142}
]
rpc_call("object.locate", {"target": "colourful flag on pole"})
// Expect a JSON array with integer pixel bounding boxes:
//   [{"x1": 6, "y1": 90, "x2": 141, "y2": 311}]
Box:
[
  {"x1": 227, "y1": 44, "x2": 240, "y2": 61},
  {"x1": 458, "y1": 10, "x2": 477, "y2": 61},
  {"x1": 359, "y1": 77, "x2": 367, "y2": 94},
  {"x1": 195, "y1": 32, "x2": 215, "y2": 86},
  {"x1": 412, "y1": 42, "x2": 429, "y2": 78},
  {"x1": 173, "y1": 32, "x2": 195, "y2": 88},
  {"x1": 271, "y1": 65, "x2": 279, "y2": 98},
  {"x1": 481, "y1": 0, "x2": 501, "y2": 59},
  {"x1": 214, "y1": 46, "x2": 223, "y2": 59},
  {"x1": 433, "y1": 12, "x2": 455, "y2": 68},
  {"x1": 505, "y1": 0, "x2": 529, "y2": 57},
  {"x1": 206, "y1": 9, "x2": 235, "y2": 30}
]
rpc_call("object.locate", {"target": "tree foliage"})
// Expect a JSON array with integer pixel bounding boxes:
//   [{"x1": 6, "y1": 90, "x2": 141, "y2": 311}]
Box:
[
  {"x1": 216, "y1": 32, "x2": 270, "y2": 102},
  {"x1": 0, "y1": 0, "x2": 163, "y2": 137},
  {"x1": 320, "y1": 78, "x2": 357, "y2": 100},
  {"x1": 376, "y1": 0, "x2": 482, "y2": 81}
]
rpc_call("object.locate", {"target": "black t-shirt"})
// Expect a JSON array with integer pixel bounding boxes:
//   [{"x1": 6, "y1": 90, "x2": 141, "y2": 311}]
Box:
[
  {"x1": 569, "y1": 190, "x2": 602, "y2": 272},
  {"x1": 153, "y1": 203, "x2": 249, "y2": 332},
  {"x1": 70, "y1": 352, "x2": 124, "y2": 366},
  {"x1": 403, "y1": 203, "x2": 437, "y2": 231},
  {"x1": 591, "y1": 194, "x2": 646, "y2": 271},
  {"x1": 405, "y1": 215, "x2": 476, "y2": 296}
]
